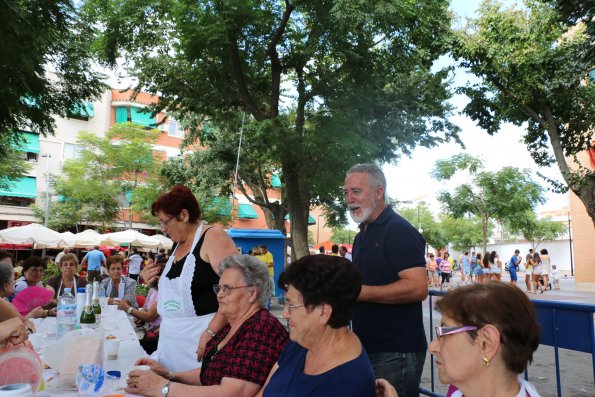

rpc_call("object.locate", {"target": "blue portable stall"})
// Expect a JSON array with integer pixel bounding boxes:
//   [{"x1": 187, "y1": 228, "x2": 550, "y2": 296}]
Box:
[{"x1": 226, "y1": 228, "x2": 286, "y2": 296}]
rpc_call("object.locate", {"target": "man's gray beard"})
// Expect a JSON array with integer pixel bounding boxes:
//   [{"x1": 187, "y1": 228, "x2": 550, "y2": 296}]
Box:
[{"x1": 348, "y1": 202, "x2": 376, "y2": 224}]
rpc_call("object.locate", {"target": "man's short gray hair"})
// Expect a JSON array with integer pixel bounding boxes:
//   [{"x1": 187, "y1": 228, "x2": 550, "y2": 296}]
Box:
[
  {"x1": 0, "y1": 263, "x2": 13, "y2": 288},
  {"x1": 218, "y1": 255, "x2": 271, "y2": 307},
  {"x1": 347, "y1": 163, "x2": 387, "y2": 191}
]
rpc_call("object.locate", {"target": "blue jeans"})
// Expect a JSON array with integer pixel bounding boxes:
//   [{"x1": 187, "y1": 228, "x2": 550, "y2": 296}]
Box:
[{"x1": 368, "y1": 351, "x2": 426, "y2": 397}]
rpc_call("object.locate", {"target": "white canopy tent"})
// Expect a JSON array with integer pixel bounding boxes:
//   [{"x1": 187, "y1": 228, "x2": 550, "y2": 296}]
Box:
[
  {"x1": 0, "y1": 223, "x2": 66, "y2": 247},
  {"x1": 66, "y1": 229, "x2": 104, "y2": 248},
  {"x1": 101, "y1": 229, "x2": 160, "y2": 249},
  {"x1": 152, "y1": 234, "x2": 174, "y2": 250}
]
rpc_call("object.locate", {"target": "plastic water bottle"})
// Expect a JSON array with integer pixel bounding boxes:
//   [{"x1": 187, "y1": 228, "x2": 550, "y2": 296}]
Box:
[
  {"x1": 56, "y1": 288, "x2": 77, "y2": 338},
  {"x1": 76, "y1": 287, "x2": 86, "y2": 328}
]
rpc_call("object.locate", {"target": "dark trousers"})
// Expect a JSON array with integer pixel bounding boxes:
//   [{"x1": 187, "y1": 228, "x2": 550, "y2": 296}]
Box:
[
  {"x1": 368, "y1": 350, "x2": 426, "y2": 397},
  {"x1": 87, "y1": 270, "x2": 100, "y2": 283}
]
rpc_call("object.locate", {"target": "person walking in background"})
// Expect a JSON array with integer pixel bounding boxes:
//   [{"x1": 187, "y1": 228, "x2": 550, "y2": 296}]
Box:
[
  {"x1": 551, "y1": 264, "x2": 560, "y2": 290},
  {"x1": 330, "y1": 244, "x2": 340, "y2": 256},
  {"x1": 439, "y1": 255, "x2": 452, "y2": 290},
  {"x1": 539, "y1": 248, "x2": 552, "y2": 291},
  {"x1": 127, "y1": 248, "x2": 143, "y2": 281},
  {"x1": 532, "y1": 252, "x2": 545, "y2": 293},
  {"x1": 426, "y1": 253, "x2": 439, "y2": 288},
  {"x1": 55, "y1": 247, "x2": 70, "y2": 264},
  {"x1": 489, "y1": 251, "x2": 502, "y2": 282},
  {"x1": 344, "y1": 164, "x2": 428, "y2": 397},
  {"x1": 508, "y1": 249, "x2": 521, "y2": 286},
  {"x1": 81, "y1": 246, "x2": 106, "y2": 283},
  {"x1": 460, "y1": 252, "x2": 471, "y2": 285},
  {"x1": 475, "y1": 253, "x2": 484, "y2": 283},
  {"x1": 525, "y1": 251, "x2": 535, "y2": 293},
  {"x1": 339, "y1": 245, "x2": 352, "y2": 261},
  {"x1": 470, "y1": 252, "x2": 477, "y2": 283},
  {"x1": 260, "y1": 244, "x2": 275, "y2": 294}
]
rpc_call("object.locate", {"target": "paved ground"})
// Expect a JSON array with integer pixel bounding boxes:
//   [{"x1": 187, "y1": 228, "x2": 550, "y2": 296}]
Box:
[{"x1": 270, "y1": 273, "x2": 595, "y2": 396}]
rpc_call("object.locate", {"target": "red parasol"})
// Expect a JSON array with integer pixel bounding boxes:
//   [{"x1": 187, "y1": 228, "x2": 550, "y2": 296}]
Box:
[{"x1": 11, "y1": 287, "x2": 53, "y2": 316}]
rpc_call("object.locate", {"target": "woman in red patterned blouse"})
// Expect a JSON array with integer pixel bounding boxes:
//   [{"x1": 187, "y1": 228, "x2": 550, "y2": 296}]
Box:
[{"x1": 126, "y1": 255, "x2": 288, "y2": 397}]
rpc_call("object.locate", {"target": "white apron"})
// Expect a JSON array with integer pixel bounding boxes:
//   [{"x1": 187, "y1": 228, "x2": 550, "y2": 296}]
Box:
[{"x1": 150, "y1": 223, "x2": 216, "y2": 371}]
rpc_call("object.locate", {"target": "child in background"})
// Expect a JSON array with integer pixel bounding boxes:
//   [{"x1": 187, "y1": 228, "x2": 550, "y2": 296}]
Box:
[{"x1": 551, "y1": 264, "x2": 560, "y2": 290}]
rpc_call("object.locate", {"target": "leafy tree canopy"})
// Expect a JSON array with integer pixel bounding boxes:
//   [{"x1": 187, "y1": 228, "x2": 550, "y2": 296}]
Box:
[
  {"x1": 397, "y1": 202, "x2": 447, "y2": 251},
  {"x1": 0, "y1": 0, "x2": 106, "y2": 147},
  {"x1": 84, "y1": 0, "x2": 461, "y2": 258},
  {"x1": 432, "y1": 153, "x2": 546, "y2": 254},
  {"x1": 439, "y1": 215, "x2": 487, "y2": 253},
  {"x1": 35, "y1": 124, "x2": 159, "y2": 230},
  {"x1": 0, "y1": 140, "x2": 32, "y2": 191},
  {"x1": 451, "y1": 0, "x2": 595, "y2": 225},
  {"x1": 506, "y1": 211, "x2": 567, "y2": 250}
]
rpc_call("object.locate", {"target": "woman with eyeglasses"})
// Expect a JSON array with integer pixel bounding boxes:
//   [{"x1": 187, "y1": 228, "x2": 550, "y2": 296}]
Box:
[
  {"x1": 256, "y1": 254, "x2": 376, "y2": 397},
  {"x1": 127, "y1": 255, "x2": 288, "y2": 397},
  {"x1": 101, "y1": 255, "x2": 139, "y2": 308},
  {"x1": 13, "y1": 256, "x2": 46, "y2": 296},
  {"x1": 377, "y1": 282, "x2": 541, "y2": 397},
  {"x1": 139, "y1": 185, "x2": 239, "y2": 372}
]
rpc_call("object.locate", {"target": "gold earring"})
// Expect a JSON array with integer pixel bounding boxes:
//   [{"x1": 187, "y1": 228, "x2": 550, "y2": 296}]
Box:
[{"x1": 482, "y1": 357, "x2": 490, "y2": 367}]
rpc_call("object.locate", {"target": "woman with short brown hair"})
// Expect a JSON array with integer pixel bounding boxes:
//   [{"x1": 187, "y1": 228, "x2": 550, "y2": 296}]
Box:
[{"x1": 429, "y1": 282, "x2": 541, "y2": 396}]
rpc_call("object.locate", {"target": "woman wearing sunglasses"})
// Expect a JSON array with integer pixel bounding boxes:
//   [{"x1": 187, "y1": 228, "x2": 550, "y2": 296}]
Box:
[
  {"x1": 376, "y1": 282, "x2": 541, "y2": 397},
  {"x1": 127, "y1": 255, "x2": 288, "y2": 397}
]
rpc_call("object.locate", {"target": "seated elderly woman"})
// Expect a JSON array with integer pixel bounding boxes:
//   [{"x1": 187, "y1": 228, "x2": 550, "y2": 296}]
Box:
[
  {"x1": 0, "y1": 252, "x2": 39, "y2": 330},
  {"x1": 101, "y1": 255, "x2": 138, "y2": 308},
  {"x1": 257, "y1": 254, "x2": 376, "y2": 397},
  {"x1": 13, "y1": 256, "x2": 45, "y2": 296},
  {"x1": 46, "y1": 253, "x2": 87, "y2": 300},
  {"x1": 126, "y1": 255, "x2": 288, "y2": 397},
  {"x1": 376, "y1": 281, "x2": 541, "y2": 397}
]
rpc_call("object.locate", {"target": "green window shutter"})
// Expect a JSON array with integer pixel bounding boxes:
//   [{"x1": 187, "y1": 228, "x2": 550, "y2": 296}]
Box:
[
  {"x1": 0, "y1": 177, "x2": 37, "y2": 198},
  {"x1": 15, "y1": 132, "x2": 40, "y2": 153},
  {"x1": 70, "y1": 101, "x2": 95, "y2": 118},
  {"x1": 130, "y1": 107, "x2": 156, "y2": 127},
  {"x1": 115, "y1": 107, "x2": 129, "y2": 123},
  {"x1": 238, "y1": 203, "x2": 258, "y2": 219},
  {"x1": 271, "y1": 174, "x2": 283, "y2": 188}
]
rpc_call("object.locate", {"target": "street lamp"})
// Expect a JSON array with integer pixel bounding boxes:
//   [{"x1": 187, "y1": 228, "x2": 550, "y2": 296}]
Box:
[
  {"x1": 41, "y1": 153, "x2": 52, "y2": 257},
  {"x1": 316, "y1": 214, "x2": 321, "y2": 243},
  {"x1": 567, "y1": 211, "x2": 574, "y2": 276}
]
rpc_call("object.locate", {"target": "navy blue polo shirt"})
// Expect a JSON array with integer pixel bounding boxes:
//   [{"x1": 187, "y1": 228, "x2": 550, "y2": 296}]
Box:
[{"x1": 352, "y1": 206, "x2": 427, "y2": 353}]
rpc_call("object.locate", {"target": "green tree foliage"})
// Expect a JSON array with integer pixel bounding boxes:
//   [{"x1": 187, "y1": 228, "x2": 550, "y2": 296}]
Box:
[
  {"x1": 397, "y1": 202, "x2": 447, "y2": 251},
  {"x1": 85, "y1": 0, "x2": 460, "y2": 258},
  {"x1": 0, "y1": 0, "x2": 105, "y2": 145},
  {"x1": 439, "y1": 215, "x2": 487, "y2": 253},
  {"x1": 0, "y1": 140, "x2": 32, "y2": 191},
  {"x1": 432, "y1": 154, "x2": 546, "y2": 254},
  {"x1": 33, "y1": 124, "x2": 159, "y2": 230},
  {"x1": 330, "y1": 227, "x2": 357, "y2": 246},
  {"x1": 452, "y1": 0, "x2": 595, "y2": 226},
  {"x1": 508, "y1": 212, "x2": 567, "y2": 250}
]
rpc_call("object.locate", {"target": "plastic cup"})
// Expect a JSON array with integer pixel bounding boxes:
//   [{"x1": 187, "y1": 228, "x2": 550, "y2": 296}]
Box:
[
  {"x1": 28, "y1": 334, "x2": 45, "y2": 352},
  {"x1": 46, "y1": 323, "x2": 57, "y2": 339},
  {"x1": 105, "y1": 338, "x2": 120, "y2": 360}
]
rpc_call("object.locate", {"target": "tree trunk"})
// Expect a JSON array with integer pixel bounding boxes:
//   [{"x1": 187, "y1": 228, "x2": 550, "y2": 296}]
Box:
[
  {"x1": 482, "y1": 215, "x2": 488, "y2": 255},
  {"x1": 577, "y1": 173, "x2": 595, "y2": 229},
  {"x1": 283, "y1": 165, "x2": 310, "y2": 260}
]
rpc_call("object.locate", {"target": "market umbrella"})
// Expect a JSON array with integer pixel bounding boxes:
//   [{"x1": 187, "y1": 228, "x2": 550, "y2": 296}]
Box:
[
  {"x1": 312, "y1": 241, "x2": 335, "y2": 252},
  {"x1": 101, "y1": 229, "x2": 160, "y2": 249},
  {"x1": 68, "y1": 229, "x2": 104, "y2": 248},
  {"x1": 0, "y1": 223, "x2": 65, "y2": 246},
  {"x1": 152, "y1": 234, "x2": 173, "y2": 250},
  {"x1": 12, "y1": 286, "x2": 54, "y2": 316}
]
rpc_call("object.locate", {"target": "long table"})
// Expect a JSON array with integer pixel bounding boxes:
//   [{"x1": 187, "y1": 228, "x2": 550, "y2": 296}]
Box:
[{"x1": 31, "y1": 307, "x2": 147, "y2": 396}]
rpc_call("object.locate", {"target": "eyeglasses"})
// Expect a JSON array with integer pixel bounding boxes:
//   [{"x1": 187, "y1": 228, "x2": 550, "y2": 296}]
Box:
[
  {"x1": 158, "y1": 216, "x2": 175, "y2": 229},
  {"x1": 435, "y1": 325, "x2": 478, "y2": 339},
  {"x1": 283, "y1": 302, "x2": 305, "y2": 313},
  {"x1": 212, "y1": 284, "x2": 253, "y2": 295}
]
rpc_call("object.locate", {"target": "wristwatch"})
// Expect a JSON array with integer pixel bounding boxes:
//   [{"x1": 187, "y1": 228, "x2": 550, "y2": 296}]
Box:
[
  {"x1": 161, "y1": 380, "x2": 171, "y2": 397},
  {"x1": 126, "y1": 307, "x2": 133, "y2": 314}
]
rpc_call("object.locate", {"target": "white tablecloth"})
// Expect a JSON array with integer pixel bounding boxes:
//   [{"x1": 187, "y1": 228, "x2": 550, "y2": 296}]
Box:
[{"x1": 31, "y1": 307, "x2": 147, "y2": 396}]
